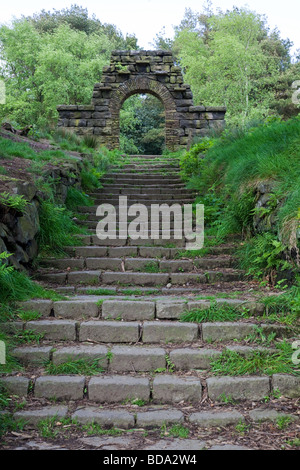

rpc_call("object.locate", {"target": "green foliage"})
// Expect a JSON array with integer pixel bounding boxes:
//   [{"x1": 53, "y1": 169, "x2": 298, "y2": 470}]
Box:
[
  {"x1": 65, "y1": 187, "x2": 93, "y2": 212},
  {"x1": 237, "y1": 233, "x2": 291, "y2": 282},
  {"x1": 180, "y1": 302, "x2": 247, "y2": 323},
  {"x1": 120, "y1": 94, "x2": 165, "y2": 155},
  {"x1": 80, "y1": 169, "x2": 101, "y2": 191},
  {"x1": 45, "y1": 358, "x2": 105, "y2": 375},
  {"x1": 37, "y1": 201, "x2": 84, "y2": 255},
  {"x1": 174, "y1": 6, "x2": 294, "y2": 126},
  {"x1": 0, "y1": 252, "x2": 60, "y2": 302},
  {"x1": 180, "y1": 138, "x2": 214, "y2": 180},
  {"x1": 210, "y1": 341, "x2": 297, "y2": 376},
  {"x1": 181, "y1": 118, "x2": 300, "y2": 284},
  {"x1": 0, "y1": 192, "x2": 29, "y2": 212},
  {"x1": 0, "y1": 7, "x2": 137, "y2": 127}
]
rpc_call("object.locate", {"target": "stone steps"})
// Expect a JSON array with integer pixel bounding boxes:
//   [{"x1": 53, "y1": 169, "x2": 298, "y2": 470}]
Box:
[
  {"x1": 37, "y1": 268, "x2": 245, "y2": 286},
  {"x1": 2, "y1": 155, "x2": 299, "y2": 443},
  {"x1": 9, "y1": 317, "x2": 289, "y2": 345},
  {"x1": 10, "y1": 342, "x2": 282, "y2": 371},
  {"x1": 92, "y1": 188, "x2": 196, "y2": 195},
  {"x1": 63, "y1": 244, "x2": 235, "y2": 258},
  {"x1": 4, "y1": 373, "x2": 299, "y2": 405},
  {"x1": 39, "y1": 256, "x2": 235, "y2": 271},
  {"x1": 18, "y1": 296, "x2": 266, "y2": 319}
]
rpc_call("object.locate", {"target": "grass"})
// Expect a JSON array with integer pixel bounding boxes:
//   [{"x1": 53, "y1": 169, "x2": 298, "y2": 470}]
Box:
[
  {"x1": 0, "y1": 252, "x2": 64, "y2": 303},
  {"x1": 210, "y1": 341, "x2": 298, "y2": 376},
  {"x1": 65, "y1": 187, "x2": 94, "y2": 212},
  {"x1": 143, "y1": 262, "x2": 160, "y2": 273},
  {"x1": 0, "y1": 413, "x2": 26, "y2": 438},
  {"x1": 84, "y1": 288, "x2": 116, "y2": 295},
  {"x1": 13, "y1": 329, "x2": 44, "y2": 345},
  {"x1": 37, "y1": 200, "x2": 87, "y2": 256},
  {"x1": 180, "y1": 118, "x2": 300, "y2": 284},
  {"x1": 45, "y1": 358, "x2": 106, "y2": 375},
  {"x1": 161, "y1": 423, "x2": 190, "y2": 439},
  {"x1": 180, "y1": 302, "x2": 249, "y2": 323}
]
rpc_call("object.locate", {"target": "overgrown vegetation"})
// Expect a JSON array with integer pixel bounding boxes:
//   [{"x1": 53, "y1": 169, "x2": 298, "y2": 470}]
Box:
[
  {"x1": 44, "y1": 358, "x2": 106, "y2": 375},
  {"x1": 179, "y1": 117, "x2": 300, "y2": 286},
  {"x1": 210, "y1": 341, "x2": 297, "y2": 376}
]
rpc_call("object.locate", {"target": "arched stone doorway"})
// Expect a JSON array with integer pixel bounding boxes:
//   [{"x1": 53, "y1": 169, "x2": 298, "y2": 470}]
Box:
[
  {"x1": 57, "y1": 50, "x2": 226, "y2": 151},
  {"x1": 110, "y1": 76, "x2": 179, "y2": 151}
]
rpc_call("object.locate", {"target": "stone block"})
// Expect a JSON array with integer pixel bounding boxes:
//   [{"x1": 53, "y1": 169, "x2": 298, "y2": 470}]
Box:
[
  {"x1": 26, "y1": 320, "x2": 77, "y2": 341},
  {"x1": 34, "y1": 376, "x2": 85, "y2": 400},
  {"x1": 170, "y1": 348, "x2": 221, "y2": 370},
  {"x1": 102, "y1": 300, "x2": 155, "y2": 321},
  {"x1": 143, "y1": 321, "x2": 199, "y2": 343},
  {"x1": 72, "y1": 408, "x2": 134, "y2": 429},
  {"x1": 152, "y1": 375, "x2": 202, "y2": 403},
  {"x1": 79, "y1": 321, "x2": 139, "y2": 343},
  {"x1": 53, "y1": 300, "x2": 99, "y2": 319},
  {"x1": 109, "y1": 346, "x2": 166, "y2": 372},
  {"x1": 88, "y1": 376, "x2": 150, "y2": 402},
  {"x1": 207, "y1": 376, "x2": 270, "y2": 401},
  {"x1": 136, "y1": 409, "x2": 184, "y2": 429}
]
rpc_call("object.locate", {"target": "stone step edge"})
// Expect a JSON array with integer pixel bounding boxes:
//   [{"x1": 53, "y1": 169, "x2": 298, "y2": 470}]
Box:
[
  {"x1": 8, "y1": 344, "x2": 282, "y2": 374},
  {"x1": 7, "y1": 320, "x2": 290, "y2": 347},
  {"x1": 8, "y1": 405, "x2": 299, "y2": 434},
  {"x1": 63, "y1": 245, "x2": 236, "y2": 256},
  {"x1": 18, "y1": 297, "x2": 266, "y2": 319},
  {"x1": 38, "y1": 256, "x2": 236, "y2": 271},
  {"x1": 36, "y1": 269, "x2": 246, "y2": 287},
  {"x1": 2, "y1": 374, "x2": 299, "y2": 406}
]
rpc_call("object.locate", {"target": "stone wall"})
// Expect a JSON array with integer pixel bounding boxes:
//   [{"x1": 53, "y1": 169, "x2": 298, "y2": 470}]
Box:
[
  {"x1": 57, "y1": 50, "x2": 226, "y2": 151},
  {"x1": 0, "y1": 159, "x2": 83, "y2": 270}
]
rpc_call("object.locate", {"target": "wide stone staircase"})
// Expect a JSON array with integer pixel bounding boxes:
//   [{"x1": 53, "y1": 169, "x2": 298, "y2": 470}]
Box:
[{"x1": 1, "y1": 155, "x2": 299, "y2": 450}]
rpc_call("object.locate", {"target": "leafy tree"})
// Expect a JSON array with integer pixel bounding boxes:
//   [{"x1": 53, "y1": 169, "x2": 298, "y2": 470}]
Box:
[
  {"x1": 25, "y1": 4, "x2": 138, "y2": 49},
  {"x1": 173, "y1": 6, "x2": 295, "y2": 126},
  {"x1": 0, "y1": 6, "x2": 138, "y2": 127}
]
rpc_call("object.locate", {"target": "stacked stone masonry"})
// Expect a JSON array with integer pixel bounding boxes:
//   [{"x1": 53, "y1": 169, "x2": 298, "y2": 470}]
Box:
[{"x1": 57, "y1": 50, "x2": 226, "y2": 150}]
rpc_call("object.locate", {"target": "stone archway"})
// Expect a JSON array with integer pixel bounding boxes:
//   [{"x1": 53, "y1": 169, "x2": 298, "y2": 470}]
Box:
[
  {"x1": 109, "y1": 76, "x2": 180, "y2": 151},
  {"x1": 57, "y1": 50, "x2": 226, "y2": 151}
]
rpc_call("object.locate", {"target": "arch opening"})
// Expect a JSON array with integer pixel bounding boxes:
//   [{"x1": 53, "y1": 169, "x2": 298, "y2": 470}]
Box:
[{"x1": 119, "y1": 93, "x2": 165, "y2": 155}]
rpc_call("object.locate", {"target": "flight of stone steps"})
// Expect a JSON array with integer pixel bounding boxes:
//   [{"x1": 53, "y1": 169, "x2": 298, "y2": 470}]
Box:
[{"x1": 1, "y1": 155, "x2": 299, "y2": 450}]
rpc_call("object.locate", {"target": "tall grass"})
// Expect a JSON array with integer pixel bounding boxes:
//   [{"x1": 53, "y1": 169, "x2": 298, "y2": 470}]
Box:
[
  {"x1": 180, "y1": 117, "x2": 300, "y2": 283},
  {"x1": 37, "y1": 201, "x2": 85, "y2": 255}
]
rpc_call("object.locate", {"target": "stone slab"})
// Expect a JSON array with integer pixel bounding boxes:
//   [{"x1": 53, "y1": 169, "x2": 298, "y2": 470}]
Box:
[
  {"x1": 79, "y1": 321, "x2": 140, "y2": 343},
  {"x1": 88, "y1": 375, "x2": 150, "y2": 403},
  {"x1": 142, "y1": 321, "x2": 199, "y2": 343},
  {"x1": 170, "y1": 348, "x2": 222, "y2": 370},
  {"x1": 72, "y1": 407, "x2": 135, "y2": 429},
  {"x1": 109, "y1": 346, "x2": 166, "y2": 372},
  {"x1": 53, "y1": 300, "x2": 99, "y2": 320},
  {"x1": 14, "y1": 406, "x2": 68, "y2": 427},
  {"x1": 207, "y1": 376, "x2": 270, "y2": 401},
  {"x1": 153, "y1": 375, "x2": 202, "y2": 403},
  {"x1": 34, "y1": 376, "x2": 85, "y2": 400},
  {"x1": 189, "y1": 410, "x2": 244, "y2": 427},
  {"x1": 136, "y1": 409, "x2": 184, "y2": 429},
  {"x1": 102, "y1": 300, "x2": 155, "y2": 321}
]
